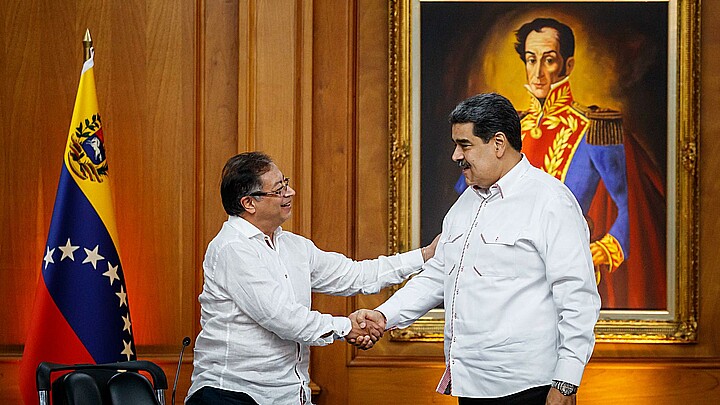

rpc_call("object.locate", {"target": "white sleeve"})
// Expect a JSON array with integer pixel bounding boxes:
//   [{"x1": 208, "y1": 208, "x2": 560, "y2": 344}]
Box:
[
  {"x1": 376, "y1": 224, "x2": 451, "y2": 329},
  {"x1": 542, "y1": 191, "x2": 602, "y2": 385},
  {"x1": 309, "y1": 243, "x2": 425, "y2": 296}
]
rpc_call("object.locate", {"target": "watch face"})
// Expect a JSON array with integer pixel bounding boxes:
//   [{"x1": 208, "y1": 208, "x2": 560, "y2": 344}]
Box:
[{"x1": 553, "y1": 381, "x2": 577, "y2": 396}]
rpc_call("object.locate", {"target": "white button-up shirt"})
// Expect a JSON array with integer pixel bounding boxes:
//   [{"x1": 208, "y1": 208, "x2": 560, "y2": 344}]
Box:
[
  {"x1": 187, "y1": 216, "x2": 424, "y2": 404},
  {"x1": 377, "y1": 156, "x2": 600, "y2": 398}
]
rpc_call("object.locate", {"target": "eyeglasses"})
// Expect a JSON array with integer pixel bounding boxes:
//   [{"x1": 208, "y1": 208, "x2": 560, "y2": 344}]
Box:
[{"x1": 249, "y1": 177, "x2": 290, "y2": 198}]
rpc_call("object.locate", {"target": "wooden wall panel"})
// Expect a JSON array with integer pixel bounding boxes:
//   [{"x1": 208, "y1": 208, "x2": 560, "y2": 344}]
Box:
[
  {"x1": 347, "y1": 363, "x2": 720, "y2": 404},
  {"x1": 254, "y1": 0, "x2": 297, "y2": 165},
  {"x1": 238, "y1": 0, "x2": 254, "y2": 154},
  {"x1": 356, "y1": 0, "x2": 390, "y2": 261},
  {"x1": 309, "y1": 1, "x2": 355, "y2": 404},
  {"x1": 201, "y1": 0, "x2": 241, "y2": 351},
  {"x1": 237, "y1": 0, "x2": 312, "y2": 236},
  {"x1": 108, "y1": 0, "x2": 196, "y2": 351},
  {"x1": 0, "y1": 0, "x2": 63, "y2": 348},
  {"x1": 698, "y1": 0, "x2": 720, "y2": 359}
]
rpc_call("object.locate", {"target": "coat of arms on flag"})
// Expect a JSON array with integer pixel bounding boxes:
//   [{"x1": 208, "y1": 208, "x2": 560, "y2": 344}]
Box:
[{"x1": 67, "y1": 113, "x2": 108, "y2": 182}]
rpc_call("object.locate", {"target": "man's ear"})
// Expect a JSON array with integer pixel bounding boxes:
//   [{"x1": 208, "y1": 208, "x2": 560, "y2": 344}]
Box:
[
  {"x1": 564, "y1": 56, "x2": 575, "y2": 77},
  {"x1": 494, "y1": 132, "x2": 507, "y2": 155},
  {"x1": 240, "y1": 196, "x2": 256, "y2": 214}
]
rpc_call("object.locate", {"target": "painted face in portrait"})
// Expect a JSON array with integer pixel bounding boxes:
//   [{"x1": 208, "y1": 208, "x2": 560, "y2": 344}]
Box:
[{"x1": 524, "y1": 27, "x2": 575, "y2": 100}]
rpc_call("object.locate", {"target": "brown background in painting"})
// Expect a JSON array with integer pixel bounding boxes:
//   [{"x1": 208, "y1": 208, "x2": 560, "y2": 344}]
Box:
[{"x1": 0, "y1": 0, "x2": 718, "y2": 404}]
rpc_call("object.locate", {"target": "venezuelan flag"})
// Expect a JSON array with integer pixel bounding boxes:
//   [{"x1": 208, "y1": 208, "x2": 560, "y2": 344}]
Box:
[{"x1": 19, "y1": 48, "x2": 136, "y2": 404}]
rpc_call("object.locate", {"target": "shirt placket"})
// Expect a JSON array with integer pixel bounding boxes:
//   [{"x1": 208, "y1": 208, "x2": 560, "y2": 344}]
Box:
[
  {"x1": 295, "y1": 342, "x2": 306, "y2": 405},
  {"x1": 263, "y1": 234, "x2": 305, "y2": 403},
  {"x1": 437, "y1": 194, "x2": 490, "y2": 395}
]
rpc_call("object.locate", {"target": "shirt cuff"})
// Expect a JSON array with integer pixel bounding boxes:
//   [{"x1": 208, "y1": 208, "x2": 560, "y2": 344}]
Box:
[
  {"x1": 397, "y1": 249, "x2": 425, "y2": 274},
  {"x1": 553, "y1": 357, "x2": 587, "y2": 386},
  {"x1": 324, "y1": 316, "x2": 352, "y2": 343},
  {"x1": 374, "y1": 302, "x2": 399, "y2": 330}
]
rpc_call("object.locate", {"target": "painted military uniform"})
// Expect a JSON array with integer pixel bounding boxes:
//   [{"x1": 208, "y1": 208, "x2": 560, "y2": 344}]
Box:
[{"x1": 520, "y1": 77, "x2": 628, "y2": 277}]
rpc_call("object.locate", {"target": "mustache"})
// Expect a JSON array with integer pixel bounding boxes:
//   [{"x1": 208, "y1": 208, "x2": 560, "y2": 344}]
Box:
[{"x1": 457, "y1": 160, "x2": 471, "y2": 170}]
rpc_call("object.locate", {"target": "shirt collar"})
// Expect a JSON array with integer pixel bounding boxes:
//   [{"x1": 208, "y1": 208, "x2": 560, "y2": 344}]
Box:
[
  {"x1": 472, "y1": 155, "x2": 531, "y2": 200},
  {"x1": 227, "y1": 215, "x2": 283, "y2": 240}
]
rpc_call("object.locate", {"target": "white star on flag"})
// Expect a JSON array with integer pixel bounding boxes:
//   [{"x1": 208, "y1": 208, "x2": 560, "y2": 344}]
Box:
[
  {"x1": 116, "y1": 285, "x2": 128, "y2": 307},
  {"x1": 58, "y1": 238, "x2": 79, "y2": 261},
  {"x1": 82, "y1": 245, "x2": 104, "y2": 269},
  {"x1": 103, "y1": 262, "x2": 120, "y2": 286},
  {"x1": 43, "y1": 247, "x2": 56, "y2": 269},
  {"x1": 122, "y1": 314, "x2": 132, "y2": 335},
  {"x1": 121, "y1": 340, "x2": 134, "y2": 361}
]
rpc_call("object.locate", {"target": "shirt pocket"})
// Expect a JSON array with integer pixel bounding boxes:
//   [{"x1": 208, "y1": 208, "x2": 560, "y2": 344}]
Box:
[
  {"x1": 475, "y1": 229, "x2": 520, "y2": 278},
  {"x1": 442, "y1": 230, "x2": 465, "y2": 275}
]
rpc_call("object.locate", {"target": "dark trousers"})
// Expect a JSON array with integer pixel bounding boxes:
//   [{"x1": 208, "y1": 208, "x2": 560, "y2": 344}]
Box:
[
  {"x1": 458, "y1": 385, "x2": 551, "y2": 405},
  {"x1": 186, "y1": 386, "x2": 259, "y2": 405}
]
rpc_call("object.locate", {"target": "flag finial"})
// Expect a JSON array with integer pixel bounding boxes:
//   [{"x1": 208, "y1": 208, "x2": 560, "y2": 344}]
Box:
[{"x1": 83, "y1": 29, "x2": 93, "y2": 61}]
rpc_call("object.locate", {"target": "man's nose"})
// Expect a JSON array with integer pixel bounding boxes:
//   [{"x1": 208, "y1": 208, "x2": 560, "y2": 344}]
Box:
[
  {"x1": 532, "y1": 62, "x2": 543, "y2": 78},
  {"x1": 285, "y1": 185, "x2": 296, "y2": 197},
  {"x1": 451, "y1": 145, "x2": 463, "y2": 162}
]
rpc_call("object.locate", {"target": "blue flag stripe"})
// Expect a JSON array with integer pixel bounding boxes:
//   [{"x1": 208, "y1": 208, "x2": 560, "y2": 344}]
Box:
[{"x1": 43, "y1": 165, "x2": 134, "y2": 362}]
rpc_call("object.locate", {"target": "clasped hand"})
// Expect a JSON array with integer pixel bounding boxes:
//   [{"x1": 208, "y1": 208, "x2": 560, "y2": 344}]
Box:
[{"x1": 345, "y1": 309, "x2": 386, "y2": 350}]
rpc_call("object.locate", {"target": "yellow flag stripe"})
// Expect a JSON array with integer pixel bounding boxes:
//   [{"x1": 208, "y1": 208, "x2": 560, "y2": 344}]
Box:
[{"x1": 62, "y1": 56, "x2": 122, "y2": 251}]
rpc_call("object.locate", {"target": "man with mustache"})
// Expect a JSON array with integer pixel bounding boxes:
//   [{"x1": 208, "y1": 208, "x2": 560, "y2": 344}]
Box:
[
  {"x1": 357, "y1": 93, "x2": 600, "y2": 404},
  {"x1": 186, "y1": 152, "x2": 438, "y2": 405}
]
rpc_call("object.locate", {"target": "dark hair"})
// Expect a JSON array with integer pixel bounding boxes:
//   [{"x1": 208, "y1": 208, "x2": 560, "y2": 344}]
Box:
[
  {"x1": 449, "y1": 93, "x2": 522, "y2": 152},
  {"x1": 514, "y1": 17, "x2": 575, "y2": 74},
  {"x1": 221, "y1": 152, "x2": 274, "y2": 216}
]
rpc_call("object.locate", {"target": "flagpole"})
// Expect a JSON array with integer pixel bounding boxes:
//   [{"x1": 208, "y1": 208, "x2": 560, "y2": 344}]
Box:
[{"x1": 83, "y1": 29, "x2": 92, "y2": 62}]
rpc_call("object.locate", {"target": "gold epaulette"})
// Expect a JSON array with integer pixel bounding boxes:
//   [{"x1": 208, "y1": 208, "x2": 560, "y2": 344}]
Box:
[
  {"x1": 573, "y1": 102, "x2": 624, "y2": 145},
  {"x1": 517, "y1": 110, "x2": 530, "y2": 120}
]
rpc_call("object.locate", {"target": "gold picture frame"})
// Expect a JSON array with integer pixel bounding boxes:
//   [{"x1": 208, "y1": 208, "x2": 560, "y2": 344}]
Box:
[{"x1": 387, "y1": 0, "x2": 700, "y2": 343}]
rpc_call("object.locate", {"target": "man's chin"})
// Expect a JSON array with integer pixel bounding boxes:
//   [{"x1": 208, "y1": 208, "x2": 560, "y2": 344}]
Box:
[
  {"x1": 529, "y1": 86, "x2": 549, "y2": 100},
  {"x1": 462, "y1": 173, "x2": 476, "y2": 187}
]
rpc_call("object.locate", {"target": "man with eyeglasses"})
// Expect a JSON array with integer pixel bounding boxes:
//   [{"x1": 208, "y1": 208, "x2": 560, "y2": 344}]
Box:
[{"x1": 186, "y1": 152, "x2": 438, "y2": 405}]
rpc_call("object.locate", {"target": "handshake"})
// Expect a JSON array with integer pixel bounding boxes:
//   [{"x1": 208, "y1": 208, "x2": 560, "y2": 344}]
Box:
[{"x1": 344, "y1": 309, "x2": 387, "y2": 350}]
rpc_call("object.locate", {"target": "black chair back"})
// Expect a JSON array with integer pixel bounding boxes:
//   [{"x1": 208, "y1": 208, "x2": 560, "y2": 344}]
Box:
[
  {"x1": 36, "y1": 360, "x2": 167, "y2": 405},
  {"x1": 53, "y1": 372, "x2": 103, "y2": 405},
  {"x1": 108, "y1": 372, "x2": 159, "y2": 404}
]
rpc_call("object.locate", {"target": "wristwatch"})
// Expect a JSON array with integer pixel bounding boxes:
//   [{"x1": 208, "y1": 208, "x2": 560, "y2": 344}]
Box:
[{"x1": 551, "y1": 380, "x2": 578, "y2": 396}]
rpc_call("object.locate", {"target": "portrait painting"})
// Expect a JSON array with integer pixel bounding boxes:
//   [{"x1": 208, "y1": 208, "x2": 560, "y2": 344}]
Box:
[{"x1": 388, "y1": 0, "x2": 699, "y2": 342}]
